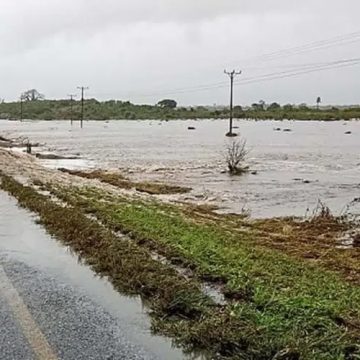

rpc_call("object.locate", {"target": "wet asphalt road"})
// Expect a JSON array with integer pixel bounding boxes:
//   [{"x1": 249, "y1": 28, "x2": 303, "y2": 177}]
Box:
[
  {"x1": 0, "y1": 293, "x2": 35, "y2": 359},
  {"x1": 0, "y1": 190, "x2": 188, "y2": 360}
]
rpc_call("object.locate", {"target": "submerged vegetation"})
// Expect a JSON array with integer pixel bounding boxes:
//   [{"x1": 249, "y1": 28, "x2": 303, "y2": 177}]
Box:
[
  {"x1": 0, "y1": 97, "x2": 360, "y2": 120},
  {"x1": 225, "y1": 139, "x2": 249, "y2": 175},
  {"x1": 58, "y1": 168, "x2": 191, "y2": 195},
  {"x1": 2, "y1": 170, "x2": 360, "y2": 359}
]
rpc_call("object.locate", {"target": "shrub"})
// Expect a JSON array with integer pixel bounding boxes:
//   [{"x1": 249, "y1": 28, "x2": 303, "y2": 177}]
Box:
[{"x1": 225, "y1": 138, "x2": 249, "y2": 175}]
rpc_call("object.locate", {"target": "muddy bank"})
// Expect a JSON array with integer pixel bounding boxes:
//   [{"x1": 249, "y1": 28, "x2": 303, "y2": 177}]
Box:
[{"x1": 0, "y1": 134, "x2": 40, "y2": 149}]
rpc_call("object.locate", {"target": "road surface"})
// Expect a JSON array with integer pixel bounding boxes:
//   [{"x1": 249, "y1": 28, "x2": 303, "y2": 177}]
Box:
[{"x1": 0, "y1": 190, "x2": 190, "y2": 360}]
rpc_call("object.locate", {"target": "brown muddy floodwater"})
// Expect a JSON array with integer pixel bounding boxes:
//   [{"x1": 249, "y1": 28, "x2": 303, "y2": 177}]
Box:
[{"x1": 1, "y1": 119, "x2": 360, "y2": 218}]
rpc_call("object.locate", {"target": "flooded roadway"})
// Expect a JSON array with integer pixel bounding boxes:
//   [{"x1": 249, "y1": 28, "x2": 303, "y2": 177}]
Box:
[
  {"x1": 0, "y1": 190, "x2": 192, "y2": 359},
  {"x1": 1, "y1": 119, "x2": 360, "y2": 217}
]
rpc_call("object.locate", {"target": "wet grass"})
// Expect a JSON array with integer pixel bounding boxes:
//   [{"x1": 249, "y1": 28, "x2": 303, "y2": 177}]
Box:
[
  {"x1": 39, "y1": 183, "x2": 360, "y2": 359},
  {"x1": 1, "y1": 174, "x2": 260, "y2": 359},
  {"x1": 172, "y1": 201, "x2": 360, "y2": 286},
  {"x1": 242, "y1": 216, "x2": 360, "y2": 284},
  {"x1": 59, "y1": 168, "x2": 191, "y2": 195}
]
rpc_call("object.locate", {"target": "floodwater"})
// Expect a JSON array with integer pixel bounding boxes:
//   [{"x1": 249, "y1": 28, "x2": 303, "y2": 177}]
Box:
[
  {"x1": 1, "y1": 119, "x2": 360, "y2": 218},
  {"x1": 0, "y1": 190, "x2": 199, "y2": 359}
]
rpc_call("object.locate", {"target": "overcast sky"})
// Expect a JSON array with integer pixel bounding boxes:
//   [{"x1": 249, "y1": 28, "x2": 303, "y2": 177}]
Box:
[{"x1": 1, "y1": 0, "x2": 359, "y2": 105}]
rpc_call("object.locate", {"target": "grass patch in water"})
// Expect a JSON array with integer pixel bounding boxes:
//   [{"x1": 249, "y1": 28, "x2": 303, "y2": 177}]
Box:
[{"x1": 59, "y1": 168, "x2": 191, "y2": 195}]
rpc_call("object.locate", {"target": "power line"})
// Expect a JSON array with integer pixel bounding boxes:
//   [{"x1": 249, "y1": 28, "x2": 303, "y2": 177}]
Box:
[
  {"x1": 88, "y1": 30, "x2": 360, "y2": 101},
  {"x1": 73, "y1": 30, "x2": 360, "y2": 103},
  {"x1": 193, "y1": 58, "x2": 360, "y2": 91},
  {"x1": 226, "y1": 30, "x2": 360, "y2": 67},
  {"x1": 124, "y1": 57, "x2": 360, "y2": 98},
  {"x1": 92, "y1": 56, "x2": 360, "y2": 101},
  {"x1": 235, "y1": 58, "x2": 360, "y2": 87},
  {"x1": 235, "y1": 57, "x2": 360, "y2": 85}
]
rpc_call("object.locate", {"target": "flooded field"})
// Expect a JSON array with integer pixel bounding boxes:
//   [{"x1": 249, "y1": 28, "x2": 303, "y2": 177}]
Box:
[{"x1": 1, "y1": 119, "x2": 360, "y2": 218}]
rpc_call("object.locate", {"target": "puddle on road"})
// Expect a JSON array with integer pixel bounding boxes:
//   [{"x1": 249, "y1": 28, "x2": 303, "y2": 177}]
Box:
[{"x1": 0, "y1": 190, "x2": 204, "y2": 360}]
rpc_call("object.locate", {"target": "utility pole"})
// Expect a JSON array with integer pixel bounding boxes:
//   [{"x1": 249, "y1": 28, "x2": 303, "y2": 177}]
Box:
[
  {"x1": 224, "y1": 70, "x2": 241, "y2": 136},
  {"x1": 77, "y1": 86, "x2": 89, "y2": 128},
  {"x1": 20, "y1": 96, "x2": 23, "y2": 122},
  {"x1": 68, "y1": 94, "x2": 77, "y2": 126}
]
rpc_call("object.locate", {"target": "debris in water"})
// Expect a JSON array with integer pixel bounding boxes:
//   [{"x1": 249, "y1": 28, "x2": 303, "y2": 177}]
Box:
[
  {"x1": 36, "y1": 153, "x2": 80, "y2": 160},
  {"x1": 353, "y1": 234, "x2": 360, "y2": 248}
]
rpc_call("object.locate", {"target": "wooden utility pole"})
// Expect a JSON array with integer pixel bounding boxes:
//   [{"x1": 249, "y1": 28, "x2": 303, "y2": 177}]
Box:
[
  {"x1": 77, "y1": 86, "x2": 89, "y2": 128},
  {"x1": 224, "y1": 70, "x2": 241, "y2": 136},
  {"x1": 316, "y1": 96, "x2": 321, "y2": 110},
  {"x1": 68, "y1": 94, "x2": 77, "y2": 125},
  {"x1": 20, "y1": 96, "x2": 23, "y2": 121}
]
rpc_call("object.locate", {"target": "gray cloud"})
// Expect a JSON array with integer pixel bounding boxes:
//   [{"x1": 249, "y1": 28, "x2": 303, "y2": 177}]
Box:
[
  {"x1": 1, "y1": 0, "x2": 350, "y2": 53},
  {"x1": 0, "y1": 1, "x2": 359, "y2": 105}
]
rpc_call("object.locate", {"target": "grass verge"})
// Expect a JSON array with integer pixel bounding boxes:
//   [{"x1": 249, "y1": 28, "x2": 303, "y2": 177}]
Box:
[
  {"x1": 2, "y1": 175, "x2": 360, "y2": 359},
  {"x1": 44, "y1": 183, "x2": 360, "y2": 360},
  {"x1": 2, "y1": 173, "x2": 318, "y2": 360}
]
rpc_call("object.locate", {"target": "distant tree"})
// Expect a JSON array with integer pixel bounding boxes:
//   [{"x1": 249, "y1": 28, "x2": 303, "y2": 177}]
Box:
[
  {"x1": 283, "y1": 104, "x2": 294, "y2": 111},
  {"x1": 157, "y1": 99, "x2": 177, "y2": 109},
  {"x1": 124, "y1": 111, "x2": 136, "y2": 119},
  {"x1": 178, "y1": 107, "x2": 188, "y2": 112},
  {"x1": 251, "y1": 101, "x2": 265, "y2": 111},
  {"x1": 268, "y1": 102, "x2": 281, "y2": 111},
  {"x1": 21, "y1": 89, "x2": 45, "y2": 102},
  {"x1": 196, "y1": 106, "x2": 207, "y2": 111},
  {"x1": 233, "y1": 105, "x2": 244, "y2": 117},
  {"x1": 299, "y1": 103, "x2": 309, "y2": 111},
  {"x1": 233, "y1": 105, "x2": 243, "y2": 112},
  {"x1": 316, "y1": 97, "x2": 322, "y2": 110}
]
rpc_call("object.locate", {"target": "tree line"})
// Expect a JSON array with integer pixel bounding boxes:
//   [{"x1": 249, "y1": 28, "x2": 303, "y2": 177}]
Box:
[{"x1": 0, "y1": 90, "x2": 359, "y2": 121}]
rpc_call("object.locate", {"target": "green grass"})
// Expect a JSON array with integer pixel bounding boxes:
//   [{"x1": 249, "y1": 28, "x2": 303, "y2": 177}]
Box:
[{"x1": 44, "y1": 184, "x2": 360, "y2": 360}]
